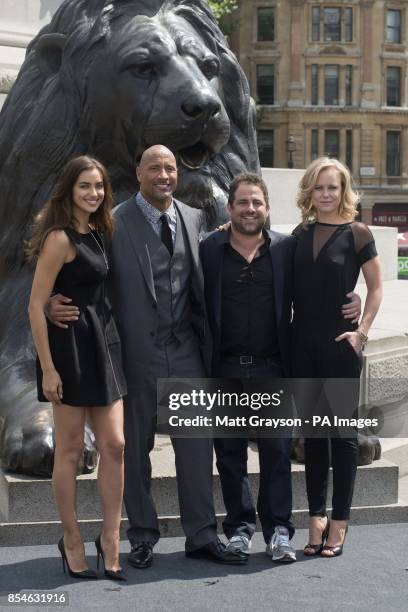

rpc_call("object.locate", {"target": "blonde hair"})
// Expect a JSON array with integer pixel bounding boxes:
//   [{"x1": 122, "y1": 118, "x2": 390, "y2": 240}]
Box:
[{"x1": 296, "y1": 157, "x2": 360, "y2": 225}]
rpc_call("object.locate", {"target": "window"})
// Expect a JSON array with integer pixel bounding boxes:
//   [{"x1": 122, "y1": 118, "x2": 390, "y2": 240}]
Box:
[
  {"x1": 312, "y1": 6, "x2": 320, "y2": 41},
  {"x1": 311, "y1": 6, "x2": 353, "y2": 42},
  {"x1": 257, "y1": 130, "x2": 274, "y2": 167},
  {"x1": 387, "y1": 67, "x2": 401, "y2": 106},
  {"x1": 387, "y1": 131, "x2": 401, "y2": 176},
  {"x1": 311, "y1": 64, "x2": 319, "y2": 105},
  {"x1": 257, "y1": 65, "x2": 274, "y2": 104},
  {"x1": 344, "y1": 7, "x2": 353, "y2": 42},
  {"x1": 311, "y1": 129, "x2": 319, "y2": 160},
  {"x1": 324, "y1": 7, "x2": 341, "y2": 41},
  {"x1": 387, "y1": 9, "x2": 402, "y2": 43},
  {"x1": 345, "y1": 65, "x2": 353, "y2": 106},
  {"x1": 325, "y1": 65, "x2": 339, "y2": 105},
  {"x1": 325, "y1": 130, "x2": 339, "y2": 158},
  {"x1": 346, "y1": 129, "x2": 353, "y2": 170},
  {"x1": 257, "y1": 7, "x2": 275, "y2": 41}
]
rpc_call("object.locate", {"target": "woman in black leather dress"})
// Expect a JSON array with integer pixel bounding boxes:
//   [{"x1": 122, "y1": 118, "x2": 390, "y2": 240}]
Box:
[
  {"x1": 28, "y1": 157, "x2": 127, "y2": 579},
  {"x1": 292, "y1": 158, "x2": 382, "y2": 557}
]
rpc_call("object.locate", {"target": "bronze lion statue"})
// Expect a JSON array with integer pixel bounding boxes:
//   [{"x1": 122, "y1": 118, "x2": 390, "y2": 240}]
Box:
[{"x1": 0, "y1": 0, "x2": 259, "y2": 476}]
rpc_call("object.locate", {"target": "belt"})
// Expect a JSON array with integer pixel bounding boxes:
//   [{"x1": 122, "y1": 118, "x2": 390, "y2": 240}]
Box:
[{"x1": 222, "y1": 355, "x2": 276, "y2": 366}]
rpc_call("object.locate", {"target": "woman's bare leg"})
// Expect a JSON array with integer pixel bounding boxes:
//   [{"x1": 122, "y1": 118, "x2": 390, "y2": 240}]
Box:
[
  {"x1": 88, "y1": 400, "x2": 124, "y2": 571},
  {"x1": 52, "y1": 402, "x2": 88, "y2": 571}
]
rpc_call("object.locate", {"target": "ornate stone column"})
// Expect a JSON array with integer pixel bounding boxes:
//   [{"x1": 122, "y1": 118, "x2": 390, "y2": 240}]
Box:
[
  {"x1": 0, "y1": 0, "x2": 64, "y2": 109},
  {"x1": 352, "y1": 124, "x2": 361, "y2": 177},
  {"x1": 288, "y1": 0, "x2": 305, "y2": 106},
  {"x1": 360, "y1": 0, "x2": 376, "y2": 108}
]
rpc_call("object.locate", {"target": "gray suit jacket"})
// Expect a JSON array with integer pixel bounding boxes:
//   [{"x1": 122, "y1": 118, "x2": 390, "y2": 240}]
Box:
[{"x1": 110, "y1": 196, "x2": 211, "y2": 390}]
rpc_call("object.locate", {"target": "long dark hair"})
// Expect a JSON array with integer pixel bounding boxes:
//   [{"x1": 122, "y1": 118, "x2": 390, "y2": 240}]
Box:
[{"x1": 26, "y1": 156, "x2": 114, "y2": 259}]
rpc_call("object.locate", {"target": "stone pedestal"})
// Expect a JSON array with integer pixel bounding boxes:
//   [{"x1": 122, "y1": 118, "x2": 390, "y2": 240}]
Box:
[{"x1": 1, "y1": 447, "x2": 406, "y2": 546}]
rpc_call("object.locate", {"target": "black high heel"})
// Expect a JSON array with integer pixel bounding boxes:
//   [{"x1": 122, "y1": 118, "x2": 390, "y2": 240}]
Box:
[
  {"x1": 303, "y1": 517, "x2": 330, "y2": 556},
  {"x1": 57, "y1": 537, "x2": 97, "y2": 579},
  {"x1": 321, "y1": 524, "x2": 348, "y2": 557},
  {"x1": 95, "y1": 533, "x2": 127, "y2": 581}
]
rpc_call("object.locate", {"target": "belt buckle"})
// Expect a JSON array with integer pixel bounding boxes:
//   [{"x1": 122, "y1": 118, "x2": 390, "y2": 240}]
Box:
[{"x1": 240, "y1": 355, "x2": 253, "y2": 365}]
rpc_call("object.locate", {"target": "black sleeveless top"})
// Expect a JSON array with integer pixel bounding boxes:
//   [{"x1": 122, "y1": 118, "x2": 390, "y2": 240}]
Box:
[
  {"x1": 292, "y1": 221, "x2": 377, "y2": 327},
  {"x1": 36, "y1": 228, "x2": 127, "y2": 406}
]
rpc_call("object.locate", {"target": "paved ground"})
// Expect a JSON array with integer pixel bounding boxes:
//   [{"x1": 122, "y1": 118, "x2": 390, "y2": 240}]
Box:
[
  {"x1": 0, "y1": 282, "x2": 406, "y2": 611},
  {"x1": 0, "y1": 524, "x2": 407, "y2": 612}
]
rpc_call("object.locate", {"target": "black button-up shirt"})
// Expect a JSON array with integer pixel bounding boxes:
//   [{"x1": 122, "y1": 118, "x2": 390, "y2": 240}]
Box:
[{"x1": 221, "y1": 232, "x2": 280, "y2": 358}]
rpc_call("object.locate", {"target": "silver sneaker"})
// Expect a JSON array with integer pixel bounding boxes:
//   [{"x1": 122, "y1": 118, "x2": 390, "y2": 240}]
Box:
[
  {"x1": 226, "y1": 534, "x2": 252, "y2": 553},
  {"x1": 266, "y1": 526, "x2": 296, "y2": 563}
]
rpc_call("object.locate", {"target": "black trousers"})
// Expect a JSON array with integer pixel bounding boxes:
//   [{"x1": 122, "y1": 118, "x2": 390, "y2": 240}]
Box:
[
  {"x1": 292, "y1": 322, "x2": 362, "y2": 521},
  {"x1": 214, "y1": 360, "x2": 294, "y2": 543}
]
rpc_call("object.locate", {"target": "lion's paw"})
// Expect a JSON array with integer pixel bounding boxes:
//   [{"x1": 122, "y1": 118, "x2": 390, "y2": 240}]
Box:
[{"x1": 0, "y1": 400, "x2": 97, "y2": 478}]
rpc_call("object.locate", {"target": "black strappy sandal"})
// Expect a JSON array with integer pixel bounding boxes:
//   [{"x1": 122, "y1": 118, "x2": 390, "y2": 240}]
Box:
[
  {"x1": 321, "y1": 524, "x2": 348, "y2": 557},
  {"x1": 303, "y1": 517, "x2": 330, "y2": 556}
]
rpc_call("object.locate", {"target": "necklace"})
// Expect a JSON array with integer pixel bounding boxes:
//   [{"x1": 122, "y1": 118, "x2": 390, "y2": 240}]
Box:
[{"x1": 88, "y1": 225, "x2": 109, "y2": 270}]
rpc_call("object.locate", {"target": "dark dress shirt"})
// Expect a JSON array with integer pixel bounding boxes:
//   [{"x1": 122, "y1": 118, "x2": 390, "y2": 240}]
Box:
[{"x1": 221, "y1": 232, "x2": 280, "y2": 358}]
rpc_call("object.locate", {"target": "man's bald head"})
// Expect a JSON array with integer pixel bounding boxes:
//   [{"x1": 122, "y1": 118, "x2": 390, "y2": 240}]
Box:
[
  {"x1": 138, "y1": 145, "x2": 176, "y2": 169},
  {"x1": 136, "y1": 145, "x2": 178, "y2": 211}
]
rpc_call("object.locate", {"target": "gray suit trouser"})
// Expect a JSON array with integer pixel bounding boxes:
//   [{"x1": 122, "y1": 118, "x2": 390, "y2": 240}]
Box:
[{"x1": 124, "y1": 335, "x2": 217, "y2": 551}]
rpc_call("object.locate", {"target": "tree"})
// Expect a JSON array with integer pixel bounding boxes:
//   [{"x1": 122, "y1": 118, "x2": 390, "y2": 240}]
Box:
[
  {"x1": 208, "y1": 0, "x2": 238, "y2": 22},
  {"x1": 208, "y1": 0, "x2": 238, "y2": 36}
]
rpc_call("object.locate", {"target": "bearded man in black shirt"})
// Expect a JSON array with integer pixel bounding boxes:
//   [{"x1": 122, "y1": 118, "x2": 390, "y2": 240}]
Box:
[
  {"x1": 200, "y1": 173, "x2": 298, "y2": 562},
  {"x1": 200, "y1": 173, "x2": 360, "y2": 563}
]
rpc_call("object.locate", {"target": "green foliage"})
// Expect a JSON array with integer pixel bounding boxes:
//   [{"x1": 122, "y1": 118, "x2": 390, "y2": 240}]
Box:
[{"x1": 208, "y1": 0, "x2": 238, "y2": 22}]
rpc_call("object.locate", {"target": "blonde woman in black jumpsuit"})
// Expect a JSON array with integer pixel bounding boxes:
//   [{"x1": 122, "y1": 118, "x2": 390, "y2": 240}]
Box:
[
  {"x1": 28, "y1": 157, "x2": 127, "y2": 580},
  {"x1": 292, "y1": 158, "x2": 382, "y2": 557}
]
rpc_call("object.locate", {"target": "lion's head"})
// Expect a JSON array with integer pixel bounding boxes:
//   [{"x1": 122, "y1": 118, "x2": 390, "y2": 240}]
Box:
[{"x1": 0, "y1": 0, "x2": 259, "y2": 271}]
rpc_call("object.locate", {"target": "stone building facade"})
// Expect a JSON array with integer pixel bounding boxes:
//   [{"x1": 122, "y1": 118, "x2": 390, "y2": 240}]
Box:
[
  {"x1": 230, "y1": 0, "x2": 408, "y2": 229},
  {"x1": 1, "y1": 1, "x2": 408, "y2": 228}
]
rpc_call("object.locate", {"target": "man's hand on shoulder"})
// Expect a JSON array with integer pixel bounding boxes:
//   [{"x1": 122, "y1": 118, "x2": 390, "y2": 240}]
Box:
[{"x1": 215, "y1": 221, "x2": 231, "y2": 232}]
